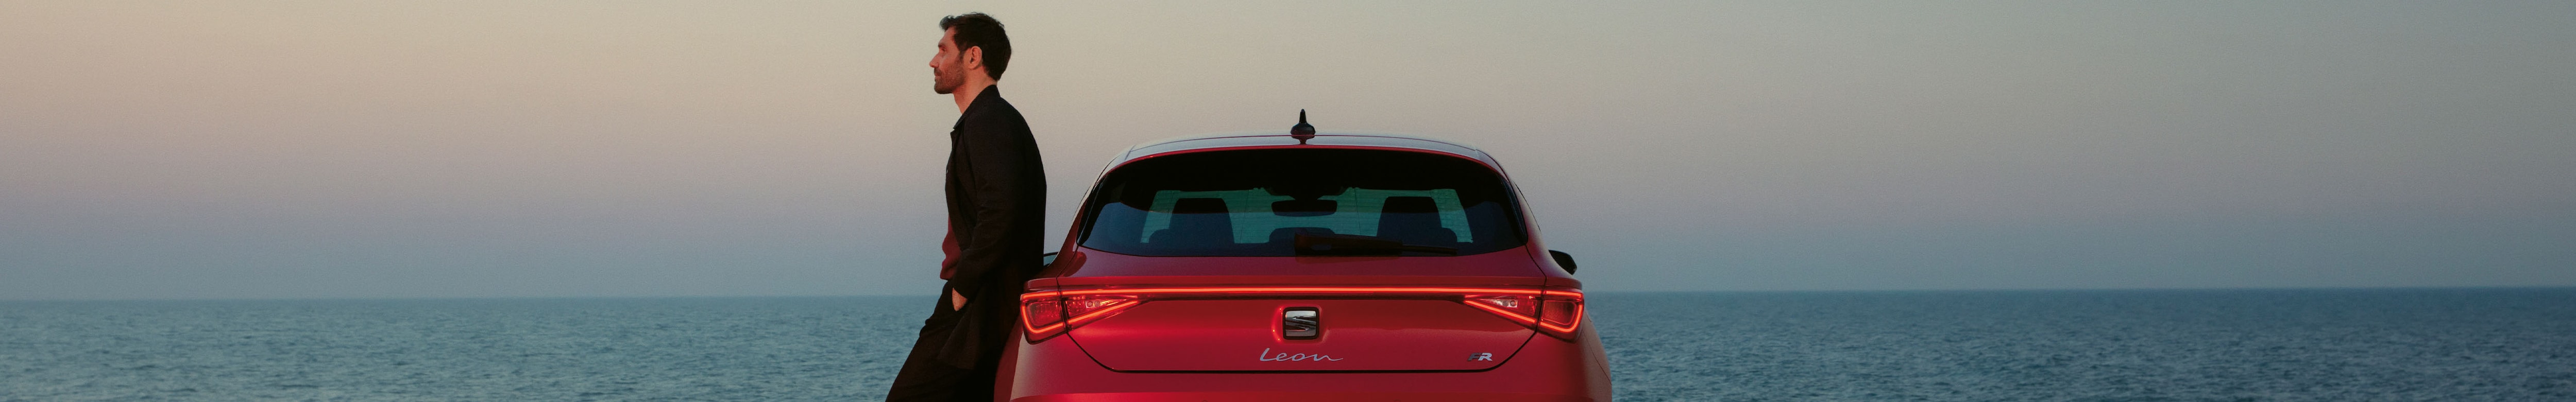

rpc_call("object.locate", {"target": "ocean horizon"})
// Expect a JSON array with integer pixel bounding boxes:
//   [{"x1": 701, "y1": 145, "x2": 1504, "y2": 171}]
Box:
[{"x1": 6, "y1": 287, "x2": 2571, "y2": 401}]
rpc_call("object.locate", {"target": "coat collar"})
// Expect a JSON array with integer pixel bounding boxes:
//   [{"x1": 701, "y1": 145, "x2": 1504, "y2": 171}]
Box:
[{"x1": 952, "y1": 85, "x2": 1005, "y2": 130}]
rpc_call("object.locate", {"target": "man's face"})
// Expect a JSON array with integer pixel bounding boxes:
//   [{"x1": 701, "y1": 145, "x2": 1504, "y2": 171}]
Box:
[{"x1": 929, "y1": 28, "x2": 965, "y2": 95}]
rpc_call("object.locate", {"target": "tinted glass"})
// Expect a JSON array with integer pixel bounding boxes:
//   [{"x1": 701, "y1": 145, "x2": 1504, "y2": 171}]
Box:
[{"x1": 1079, "y1": 149, "x2": 1527, "y2": 256}]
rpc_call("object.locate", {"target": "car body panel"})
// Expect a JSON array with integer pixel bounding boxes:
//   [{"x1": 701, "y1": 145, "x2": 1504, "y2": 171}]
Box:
[
  {"x1": 1041, "y1": 248, "x2": 1557, "y2": 372},
  {"x1": 1011, "y1": 317, "x2": 1607, "y2": 401},
  {"x1": 1069, "y1": 299, "x2": 1534, "y2": 371}
]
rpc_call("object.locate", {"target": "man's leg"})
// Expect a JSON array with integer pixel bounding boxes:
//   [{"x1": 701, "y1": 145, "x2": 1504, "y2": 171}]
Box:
[
  {"x1": 886, "y1": 286, "x2": 975, "y2": 401},
  {"x1": 946, "y1": 353, "x2": 1001, "y2": 401}
]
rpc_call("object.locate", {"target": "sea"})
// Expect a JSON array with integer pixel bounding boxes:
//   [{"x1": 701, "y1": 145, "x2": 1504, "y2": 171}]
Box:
[{"x1": 4, "y1": 288, "x2": 2571, "y2": 401}]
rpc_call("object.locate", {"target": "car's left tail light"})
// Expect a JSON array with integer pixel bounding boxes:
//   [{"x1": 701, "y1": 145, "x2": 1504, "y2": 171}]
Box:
[{"x1": 1020, "y1": 291, "x2": 1139, "y2": 342}]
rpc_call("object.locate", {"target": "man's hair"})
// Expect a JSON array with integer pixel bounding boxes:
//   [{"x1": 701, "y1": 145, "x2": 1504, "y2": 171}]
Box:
[{"x1": 939, "y1": 12, "x2": 1011, "y2": 80}]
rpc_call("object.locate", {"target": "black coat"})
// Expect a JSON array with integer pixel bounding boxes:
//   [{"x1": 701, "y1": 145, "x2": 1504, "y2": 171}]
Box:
[{"x1": 935, "y1": 85, "x2": 1045, "y2": 369}]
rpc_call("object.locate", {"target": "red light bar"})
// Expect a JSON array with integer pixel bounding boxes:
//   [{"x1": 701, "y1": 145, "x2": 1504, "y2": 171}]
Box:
[
  {"x1": 1019, "y1": 286, "x2": 1585, "y2": 343},
  {"x1": 1055, "y1": 286, "x2": 1546, "y2": 298}
]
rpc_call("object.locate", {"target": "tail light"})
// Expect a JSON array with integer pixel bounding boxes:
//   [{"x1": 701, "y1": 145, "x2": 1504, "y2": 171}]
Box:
[
  {"x1": 1466, "y1": 288, "x2": 1585, "y2": 340},
  {"x1": 1020, "y1": 286, "x2": 1585, "y2": 343},
  {"x1": 1020, "y1": 291, "x2": 1139, "y2": 342}
]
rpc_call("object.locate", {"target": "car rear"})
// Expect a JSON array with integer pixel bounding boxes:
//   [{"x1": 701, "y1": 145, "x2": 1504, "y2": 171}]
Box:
[{"x1": 1004, "y1": 136, "x2": 1608, "y2": 401}]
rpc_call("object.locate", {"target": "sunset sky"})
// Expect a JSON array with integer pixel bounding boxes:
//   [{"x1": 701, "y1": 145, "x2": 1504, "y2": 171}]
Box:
[{"x1": 4, "y1": 1, "x2": 2570, "y2": 300}]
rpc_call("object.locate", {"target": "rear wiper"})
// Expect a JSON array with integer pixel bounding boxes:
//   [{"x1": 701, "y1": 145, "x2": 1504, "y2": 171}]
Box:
[{"x1": 1292, "y1": 233, "x2": 1459, "y2": 256}]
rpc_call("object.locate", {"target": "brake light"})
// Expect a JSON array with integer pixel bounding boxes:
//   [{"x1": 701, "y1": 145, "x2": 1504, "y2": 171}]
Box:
[
  {"x1": 1021, "y1": 292, "x2": 1139, "y2": 342},
  {"x1": 1537, "y1": 291, "x2": 1584, "y2": 336},
  {"x1": 1466, "y1": 294, "x2": 1537, "y2": 320},
  {"x1": 1466, "y1": 289, "x2": 1584, "y2": 340},
  {"x1": 1022, "y1": 295, "x2": 1063, "y2": 335}
]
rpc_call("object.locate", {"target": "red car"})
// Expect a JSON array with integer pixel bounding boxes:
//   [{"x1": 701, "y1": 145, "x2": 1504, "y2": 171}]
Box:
[{"x1": 999, "y1": 116, "x2": 1609, "y2": 401}]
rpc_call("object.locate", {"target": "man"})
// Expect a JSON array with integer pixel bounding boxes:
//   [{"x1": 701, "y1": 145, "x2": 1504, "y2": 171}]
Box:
[{"x1": 886, "y1": 12, "x2": 1045, "y2": 402}]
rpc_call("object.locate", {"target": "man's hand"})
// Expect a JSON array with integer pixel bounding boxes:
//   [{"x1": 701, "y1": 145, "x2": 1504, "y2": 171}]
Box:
[{"x1": 951, "y1": 289, "x2": 968, "y2": 310}]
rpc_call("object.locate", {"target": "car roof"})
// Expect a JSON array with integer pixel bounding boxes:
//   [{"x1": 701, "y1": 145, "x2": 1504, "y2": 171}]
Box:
[{"x1": 1109, "y1": 132, "x2": 1503, "y2": 169}]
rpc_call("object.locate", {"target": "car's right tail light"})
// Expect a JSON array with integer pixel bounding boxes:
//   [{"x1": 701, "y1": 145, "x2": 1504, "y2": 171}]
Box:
[{"x1": 1466, "y1": 288, "x2": 1585, "y2": 340}]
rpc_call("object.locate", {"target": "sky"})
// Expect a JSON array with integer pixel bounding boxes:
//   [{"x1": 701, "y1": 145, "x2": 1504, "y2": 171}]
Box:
[{"x1": 3, "y1": 1, "x2": 2570, "y2": 300}]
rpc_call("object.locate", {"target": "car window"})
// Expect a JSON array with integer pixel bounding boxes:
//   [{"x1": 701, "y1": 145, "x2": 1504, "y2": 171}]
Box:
[{"x1": 1079, "y1": 149, "x2": 1527, "y2": 256}]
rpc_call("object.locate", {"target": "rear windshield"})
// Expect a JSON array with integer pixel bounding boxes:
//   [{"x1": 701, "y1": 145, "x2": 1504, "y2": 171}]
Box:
[{"x1": 1078, "y1": 148, "x2": 1528, "y2": 256}]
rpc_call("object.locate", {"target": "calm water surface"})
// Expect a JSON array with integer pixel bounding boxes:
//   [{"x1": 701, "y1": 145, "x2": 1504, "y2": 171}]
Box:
[{"x1": 4, "y1": 288, "x2": 2571, "y2": 401}]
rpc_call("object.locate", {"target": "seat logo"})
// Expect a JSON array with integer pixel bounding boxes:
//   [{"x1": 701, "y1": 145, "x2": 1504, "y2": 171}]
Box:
[{"x1": 1282, "y1": 307, "x2": 1320, "y2": 340}]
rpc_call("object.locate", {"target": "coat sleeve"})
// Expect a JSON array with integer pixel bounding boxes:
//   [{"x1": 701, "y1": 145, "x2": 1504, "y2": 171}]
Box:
[{"x1": 945, "y1": 113, "x2": 1043, "y2": 301}]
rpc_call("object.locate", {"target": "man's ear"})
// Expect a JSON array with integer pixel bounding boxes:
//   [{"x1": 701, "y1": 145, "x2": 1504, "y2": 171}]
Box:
[{"x1": 960, "y1": 46, "x2": 986, "y2": 74}]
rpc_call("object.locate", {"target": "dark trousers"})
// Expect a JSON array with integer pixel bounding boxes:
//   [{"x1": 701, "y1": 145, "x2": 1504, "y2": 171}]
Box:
[{"x1": 886, "y1": 285, "x2": 999, "y2": 402}]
